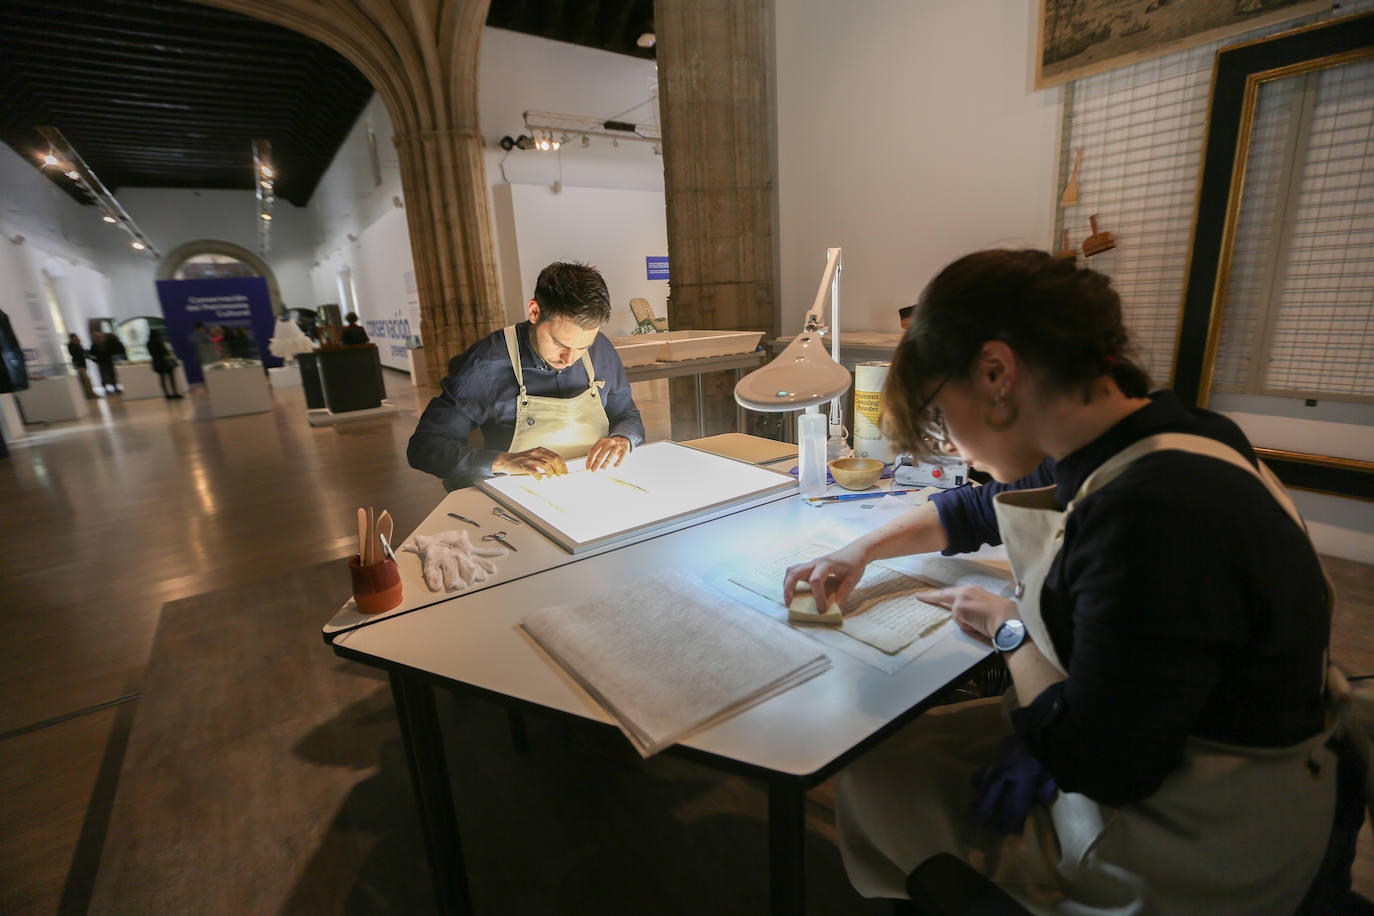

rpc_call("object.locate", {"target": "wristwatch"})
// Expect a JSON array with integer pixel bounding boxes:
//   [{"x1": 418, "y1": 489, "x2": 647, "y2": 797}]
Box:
[{"x1": 993, "y1": 618, "x2": 1027, "y2": 653}]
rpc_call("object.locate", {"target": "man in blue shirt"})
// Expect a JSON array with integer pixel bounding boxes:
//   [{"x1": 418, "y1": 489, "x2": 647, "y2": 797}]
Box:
[{"x1": 407, "y1": 262, "x2": 645, "y2": 491}]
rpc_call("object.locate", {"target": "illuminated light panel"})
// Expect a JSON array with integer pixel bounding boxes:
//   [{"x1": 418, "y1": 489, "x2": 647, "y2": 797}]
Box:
[{"x1": 479, "y1": 441, "x2": 794, "y2": 554}]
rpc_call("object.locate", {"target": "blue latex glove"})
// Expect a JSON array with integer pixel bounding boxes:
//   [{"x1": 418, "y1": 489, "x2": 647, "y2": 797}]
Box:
[{"x1": 970, "y1": 735, "x2": 1058, "y2": 834}]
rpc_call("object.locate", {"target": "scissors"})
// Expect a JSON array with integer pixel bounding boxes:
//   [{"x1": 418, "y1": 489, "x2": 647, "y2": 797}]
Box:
[{"x1": 481, "y1": 531, "x2": 517, "y2": 552}]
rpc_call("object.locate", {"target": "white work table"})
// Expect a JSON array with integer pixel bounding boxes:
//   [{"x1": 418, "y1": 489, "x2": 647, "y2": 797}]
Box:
[{"x1": 325, "y1": 454, "x2": 994, "y2": 916}]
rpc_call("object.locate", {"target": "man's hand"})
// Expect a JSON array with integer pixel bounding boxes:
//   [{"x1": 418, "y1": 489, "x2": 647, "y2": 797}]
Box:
[
  {"x1": 493, "y1": 447, "x2": 568, "y2": 479},
  {"x1": 585, "y1": 436, "x2": 631, "y2": 472},
  {"x1": 917, "y1": 586, "x2": 1019, "y2": 642}
]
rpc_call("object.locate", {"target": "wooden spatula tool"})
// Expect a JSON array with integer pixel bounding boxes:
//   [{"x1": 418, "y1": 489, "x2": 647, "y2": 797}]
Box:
[
  {"x1": 357, "y1": 507, "x2": 368, "y2": 563},
  {"x1": 1083, "y1": 214, "x2": 1116, "y2": 256},
  {"x1": 1060, "y1": 148, "x2": 1082, "y2": 207},
  {"x1": 1057, "y1": 229, "x2": 1077, "y2": 261},
  {"x1": 366, "y1": 505, "x2": 375, "y2": 565}
]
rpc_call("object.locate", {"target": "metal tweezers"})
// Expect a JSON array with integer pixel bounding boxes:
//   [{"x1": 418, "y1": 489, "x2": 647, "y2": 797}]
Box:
[{"x1": 492, "y1": 505, "x2": 523, "y2": 526}]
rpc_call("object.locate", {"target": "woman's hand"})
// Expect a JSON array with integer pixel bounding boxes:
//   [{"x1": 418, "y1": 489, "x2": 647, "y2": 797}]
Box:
[
  {"x1": 782, "y1": 543, "x2": 870, "y2": 613},
  {"x1": 918, "y1": 586, "x2": 1019, "y2": 643}
]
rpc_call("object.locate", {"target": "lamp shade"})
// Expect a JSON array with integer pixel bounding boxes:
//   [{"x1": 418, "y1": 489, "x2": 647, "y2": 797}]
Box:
[{"x1": 734, "y1": 332, "x2": 852, "y2": 412}]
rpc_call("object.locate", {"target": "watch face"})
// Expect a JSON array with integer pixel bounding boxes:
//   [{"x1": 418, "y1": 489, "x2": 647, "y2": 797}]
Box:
[{"x1": 994, "y1": 618, "x2": 1026, "y2": 652}]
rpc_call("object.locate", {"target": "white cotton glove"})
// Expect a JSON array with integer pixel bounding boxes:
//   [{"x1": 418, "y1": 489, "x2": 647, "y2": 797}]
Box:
[{"x1": 404, "y1": 530, "x2": 509, "y2": 593}]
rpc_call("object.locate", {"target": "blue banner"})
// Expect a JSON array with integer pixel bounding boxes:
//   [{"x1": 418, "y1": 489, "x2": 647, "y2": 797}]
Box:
[
  {"x1": 646, "y1": 256, "x2": 669, "y2": 281},
  {"x1": 155, "y1": 277, "x2": 279, "y2": 384}
]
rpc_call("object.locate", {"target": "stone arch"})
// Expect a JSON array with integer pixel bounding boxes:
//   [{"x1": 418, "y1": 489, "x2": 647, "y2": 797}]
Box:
[
  {"x1": 156, "y1": 239, "x2": 287, "y2": 315},
  {"x1": 194, "y1": 0, "x2": 503, "y2": 384}
]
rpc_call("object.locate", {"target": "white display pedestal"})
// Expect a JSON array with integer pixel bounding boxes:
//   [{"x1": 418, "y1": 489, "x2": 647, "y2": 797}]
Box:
[
  {"x1": 0, "y1": 392, "x2": 26, "y2": 441},
  {"x1": 204, "y1": 366, "x2": 271, "y2": 418},
  {"x1": 406, "y1": 347, "x2": 428, "y2": 385},
  {"x1": 15, "y1": 375, "x2": 88, "y2": 423},
  {"x1": 268, "y1": 365, "x2": 301, "y2": 388},
  {"x1": 121, "y1": 363, "x2": 189, "y2": 400}
]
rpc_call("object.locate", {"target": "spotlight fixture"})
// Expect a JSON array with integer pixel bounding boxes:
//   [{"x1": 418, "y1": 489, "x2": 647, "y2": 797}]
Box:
[
  {"x1": 499, "y1": 135, "x2": 516, "y2": 151},
  {"x1": 252, "y1": 139, "x2": 274, "y2": 256},
  {"x1": 37, "y1": 126, "x2": 158, "y2": 258},
  {"x1": 523, "y1": 110, "x2": 660, "y2": 150}
]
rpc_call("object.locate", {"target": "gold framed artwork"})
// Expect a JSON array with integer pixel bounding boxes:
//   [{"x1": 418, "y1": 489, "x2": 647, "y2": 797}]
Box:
[
  {"x1": 1036, "y1": 0, "x2": 1330, "y2": 89},
  {"x1": 1175, "y1": 13, "x2": 1374, "y2": 501}
]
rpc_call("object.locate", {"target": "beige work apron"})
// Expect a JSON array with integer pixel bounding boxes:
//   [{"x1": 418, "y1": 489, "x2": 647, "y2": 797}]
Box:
[
  {"x1": 837, "y1": 433, "x2": 1337, "y2": 914},
  {"x1": 503, "y1": 325, "x2": 609, "y2": 460}
]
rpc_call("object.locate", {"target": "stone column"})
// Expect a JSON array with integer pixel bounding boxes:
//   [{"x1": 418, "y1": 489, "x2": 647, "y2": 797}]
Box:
[
  {"x1": 655, "y1": 0, "x2": 779, "y2": 439},
  {"x1": 196, "y1": 0, "x2": 503, "y2": 386}
]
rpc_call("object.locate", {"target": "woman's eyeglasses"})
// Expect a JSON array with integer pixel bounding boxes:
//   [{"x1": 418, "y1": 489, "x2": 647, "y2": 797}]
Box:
[{"x1": 913, "y1": 376, "x2": 949, "y2": 447}]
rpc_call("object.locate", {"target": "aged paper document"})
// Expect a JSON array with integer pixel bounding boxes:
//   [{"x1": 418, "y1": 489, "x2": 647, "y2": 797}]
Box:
[{"x1": 729, "y1": 543, "x2": 950, "y2": 655}]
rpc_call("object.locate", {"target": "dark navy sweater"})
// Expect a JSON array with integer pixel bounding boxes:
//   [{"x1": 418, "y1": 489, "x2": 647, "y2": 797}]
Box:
[{"x1": 407, "y1": 322, "x2": 644, "y2": 490}]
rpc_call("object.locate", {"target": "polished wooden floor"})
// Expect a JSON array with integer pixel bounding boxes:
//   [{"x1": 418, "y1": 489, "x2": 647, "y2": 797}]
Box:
[{"x1": 0, "y1": 372, "x2": 1369, "y2": 913}]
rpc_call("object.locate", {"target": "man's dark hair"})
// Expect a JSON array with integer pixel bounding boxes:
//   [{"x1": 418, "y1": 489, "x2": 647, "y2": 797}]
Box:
[
  {"x1": 346, "y1": 312, "x2": 359, "y2": 323},
  {"x1": 533, "y1": 262, "x2": 611, "y2": 329}
]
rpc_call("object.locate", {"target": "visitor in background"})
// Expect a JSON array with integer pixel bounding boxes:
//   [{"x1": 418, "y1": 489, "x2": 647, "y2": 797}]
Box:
[
  {"x1": 188, "y1": 321, "x2": 219, "y2": 368},
  {"x1": 68, "y1": 333, "x2": 95, "y2": 398},
  {"x1": 89, "y1": 331, "x2": 119, "y2": 393},
  {"x1": 341, "y1": 312, "x2": 370, "y2": 345},
  {"x1": 226, "y1": 327, "x2": 256, "y2": 360},
  {"x1": 107, "y1": 329, "x2": 127, "y2": 363},
  {"x1": 147, "y1": 330, "x2": 182, "y2": 400}
]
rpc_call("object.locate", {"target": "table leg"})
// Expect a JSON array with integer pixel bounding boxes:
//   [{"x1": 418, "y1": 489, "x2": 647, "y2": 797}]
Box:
[
  {"x1": 735, "y1": 368, "x2": 745, "y2": 434},
  {"x1": 390, "y1": 671, "x2": 472, "y2": 915},
  {"x1": 695, "y1": 372, "x2": 705, "y2": 438},
  {"x1": 768, "y1": 774, "x2": 806, "y2": 916}
]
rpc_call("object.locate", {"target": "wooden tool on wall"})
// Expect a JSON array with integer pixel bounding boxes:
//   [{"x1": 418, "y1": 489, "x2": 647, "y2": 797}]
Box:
[
  {"x1": 1060, "y1": 148, "x2": 1082, "y2": 207},
  {"x1": 1083, "y1": 214, "x2": 1116, "y2": 256},
  {"x1": 1057, "y1": 229, "x2": 1078, "y2": 261}
]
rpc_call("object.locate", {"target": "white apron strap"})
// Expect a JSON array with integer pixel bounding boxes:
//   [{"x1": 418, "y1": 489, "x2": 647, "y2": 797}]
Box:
[
  {"x1": 578, "y1": 346, "x2": 604, "y2": 397},
  {"x1": 502, "y1": 325, "x2": 527, "y2": 397}
]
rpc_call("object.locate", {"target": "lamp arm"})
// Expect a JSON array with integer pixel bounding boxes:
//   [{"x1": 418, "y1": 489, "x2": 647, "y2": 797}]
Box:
[
  {"x1": 813, "y1": 247, "x2": 846, "y2": 433},
  {"x1": 799, "y1": 247, "x2": 842, "y2": 334}
]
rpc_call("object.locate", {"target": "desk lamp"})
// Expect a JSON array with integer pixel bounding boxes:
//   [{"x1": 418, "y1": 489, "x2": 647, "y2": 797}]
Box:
[{"x1": 735, "y1": 247, "x2": 852, "y2": 496}]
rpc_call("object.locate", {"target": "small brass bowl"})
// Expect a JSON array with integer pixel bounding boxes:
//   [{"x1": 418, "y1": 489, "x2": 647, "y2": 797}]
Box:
[{"x1": 828, "y1": 457, "x2": 885, "y2": 491}]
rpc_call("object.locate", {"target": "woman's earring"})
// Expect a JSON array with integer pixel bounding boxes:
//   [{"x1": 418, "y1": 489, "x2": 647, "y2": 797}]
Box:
[{"x1": 984, "y1": 392, "x2": 1018, "y2": 431}]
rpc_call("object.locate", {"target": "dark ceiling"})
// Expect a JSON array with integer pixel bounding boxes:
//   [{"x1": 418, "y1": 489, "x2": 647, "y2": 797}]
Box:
[{"x1": 0, "y1": 0, "x2": 654, "y2": 209}]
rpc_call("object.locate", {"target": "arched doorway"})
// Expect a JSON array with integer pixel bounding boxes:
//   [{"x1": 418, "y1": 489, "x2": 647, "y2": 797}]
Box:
[{"x1": 157, "y1": 240, "x2": 287, "y2": 316}]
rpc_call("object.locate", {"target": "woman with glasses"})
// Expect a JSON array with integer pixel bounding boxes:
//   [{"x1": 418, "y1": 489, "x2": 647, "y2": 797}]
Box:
[{"x1": 784, "y1": 249, "x2": 1335, "y2": 913}]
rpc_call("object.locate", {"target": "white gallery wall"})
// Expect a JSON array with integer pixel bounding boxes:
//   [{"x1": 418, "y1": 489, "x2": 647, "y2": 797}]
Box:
[
  {"x1": 0, "y1": 144, "x2": 114, "y2": 367},
  {"x1": 307, "y1": 93, "x2": 417, "y2": 370},
  {"x1": 307, "y1": 27, "x2": 667, "y2": 370},
  {"x1": 493, "y1": 183, "x2": 668, "y2": 335},
  {"x1": 95, "y1": 187, "x2": 317, "y2": 316},
  {"x1": 773, "y1": 0, "x2": 1061, "y2": 333},
  {"x1": 480, "y1": 28, "x2": 667, "y2": 330},
  {"x1": 479, "y1": 27, "x2": 664, "y2": 195}
]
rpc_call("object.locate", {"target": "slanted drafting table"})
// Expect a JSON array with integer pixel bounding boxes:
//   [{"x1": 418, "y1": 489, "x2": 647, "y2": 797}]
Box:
[{"x1": 479, "y1": 440, "x2": 795, "y2": 553}]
